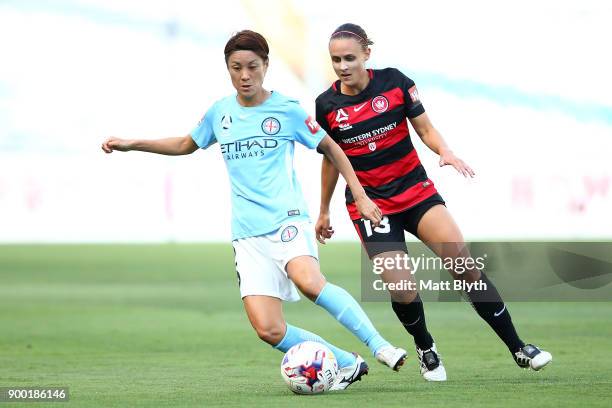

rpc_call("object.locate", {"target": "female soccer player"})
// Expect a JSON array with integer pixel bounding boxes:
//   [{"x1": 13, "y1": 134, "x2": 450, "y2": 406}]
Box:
[
  {"x1": 101, "y1": 30, "x2": 407, "y2": 391},
  {"x1": 315, "y1": 23, "x2": 552, "y2": 381}
]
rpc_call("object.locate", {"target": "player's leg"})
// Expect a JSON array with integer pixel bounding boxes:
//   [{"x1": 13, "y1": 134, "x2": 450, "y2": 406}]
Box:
[
  {"x1": 235, "y1": 226, "x2": 369, "y2": 390},
  {"x1": 354, "y1": 214, "x2": 436, "y2": 350},
  {"x1": 286, "y1": 255, "x2": 406, "y2": 371},
  {"x1": 234, "y1": 235, "x2": 360, "y2": 372},
  {"x1": 354, "y1": 209, "x2": 445, "y2": 381},
  {"x1": 415, "y1": 203, "x2": 522, "y2": 348},
  {"x1": 241, "y1": 295, "x2": 358, "y2": 369},
  {"x1": 415, "y1": 204, "x2": 552, "y2": 370}
]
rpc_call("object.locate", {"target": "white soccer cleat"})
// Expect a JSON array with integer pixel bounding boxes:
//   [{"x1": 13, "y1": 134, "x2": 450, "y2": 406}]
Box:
[
  {"x1": 329, "y1": 353, "x2": 369, "y2": 391},
  {"x1": 416, "y1": 343, "x2": 447, "y2": 381},
  {"x1": 375, "y1": 345, "x2": 407, "y2": 371},
  {"x1": 513, "y1": 344, "x2": 552, "y2": 371}
]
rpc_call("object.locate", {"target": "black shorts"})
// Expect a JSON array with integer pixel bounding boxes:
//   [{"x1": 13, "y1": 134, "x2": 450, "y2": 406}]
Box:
[{"x1": 352, "y1": 193, "x2": 446, "y2": 258}]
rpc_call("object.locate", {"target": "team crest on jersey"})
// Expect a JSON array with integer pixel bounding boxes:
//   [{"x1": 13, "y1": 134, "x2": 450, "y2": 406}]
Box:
[
  {"x1": 335, "y1": 108, "x2": 349, "y2": 123},
  {"x1": 368, "y1": 142, "x2": 377, "y2": 151},
  {"x1": 371, "y1": 95, "x2": 389, "y2": 113},
  {"x1": 261, "y1": 117, "x2": 281, "y2": 135},
  {"x1": 408, "y1": 85, "x2": 420, "y2": 103},
  {"x1": 281, "y1": 225, "x2": 298, "y2": 242}
]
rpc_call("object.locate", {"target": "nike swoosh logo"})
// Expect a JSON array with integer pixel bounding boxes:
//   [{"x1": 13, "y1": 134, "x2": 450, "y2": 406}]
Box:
[
  {"x1": 404, "y1": 316, "x2": 421, "y2": 327},
  {"x1": 494, "y1": 304, "x2": 506, "y2": 317},
  {"x1": 353, "y1": 102, "x2": 368, "y2": 112}
]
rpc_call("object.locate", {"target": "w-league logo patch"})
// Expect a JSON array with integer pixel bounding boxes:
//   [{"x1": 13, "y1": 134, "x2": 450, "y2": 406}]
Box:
[
  {"x1": 221, "y1": 114, "x2": 232, "y2": 130},
  {"x1": 281, "y1": 225, "x2": 298, "y2": 242},
  {"x1": 335, "y1": 108, "x2": 349, "y2": 123}
]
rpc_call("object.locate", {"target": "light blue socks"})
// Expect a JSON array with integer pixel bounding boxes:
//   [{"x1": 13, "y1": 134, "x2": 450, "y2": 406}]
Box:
[
  {"x1": 274, "y1": 323, "x2": 357, "y2": 368},
  {"x1": 315, "y1": 283, "x2": 390, "y2": 356}
]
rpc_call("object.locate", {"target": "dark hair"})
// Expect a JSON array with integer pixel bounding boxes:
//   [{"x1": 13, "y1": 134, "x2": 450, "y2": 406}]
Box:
[
  {"x1": 330, "y1": 23, "x2": 373, "y2": 50},
  {"x1": 224, "y1": 30, "x2": 269, "y2": 64}
]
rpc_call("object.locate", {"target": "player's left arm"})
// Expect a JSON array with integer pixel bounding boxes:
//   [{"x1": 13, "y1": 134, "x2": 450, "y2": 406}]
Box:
[
  {"x1": 317, "y1": 135, "x2": 382, "y2": 227},
  {"x1": 409, "y1": 112, "x2": 475, "y2": 178}
]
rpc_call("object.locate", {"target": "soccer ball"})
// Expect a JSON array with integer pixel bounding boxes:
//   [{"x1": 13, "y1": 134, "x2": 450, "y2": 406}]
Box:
[{"x1": 280, "y1": 341, "x2": 339, "y2": 394}]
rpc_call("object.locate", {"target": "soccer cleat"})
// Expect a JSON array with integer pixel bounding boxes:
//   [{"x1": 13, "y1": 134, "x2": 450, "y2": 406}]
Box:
[
  {"x1": 416, "y1": 343, "x2": 447, "y2": 381},
  {"x1": 329, "y1": 353, "x2": 369, "y2": 391},
  {"x1": 375, "y1": 345, "x2": 407, "y2": 371},
  {"x1": 513, "y1": 344, "x2": 552, "y2": 371}
]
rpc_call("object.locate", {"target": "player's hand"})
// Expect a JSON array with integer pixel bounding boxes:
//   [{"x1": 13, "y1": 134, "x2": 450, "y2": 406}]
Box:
[
  {"x1": 101, "y1": 137, "x2": 132, "y2": 153},
  {"x1": 315, "y1": 212, "x2": 335, "y2": 244},
  {"x1": 356, "y1": 196, "x2": 382, "y2": 228},
  {"x1": 439, "y1": 149, "x2": 475, "y2": 178}
]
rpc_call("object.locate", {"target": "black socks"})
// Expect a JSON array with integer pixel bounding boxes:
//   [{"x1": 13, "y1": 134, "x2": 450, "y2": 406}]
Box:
[
  {"x1": 392, "y1": 294, "x2": 434, "y2": 350},
  {"x1": 464, "y1": 273, "x2": 525, "y2": 353},
  {"x1": 392, "y1": 274, "x2": 525, "y2": 354}
]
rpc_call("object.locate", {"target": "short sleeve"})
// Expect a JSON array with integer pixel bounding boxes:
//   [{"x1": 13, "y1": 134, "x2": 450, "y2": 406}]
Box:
[
  {"x1": 315, "y1": 98, "x2": 333, "y2": 136},
  {"x1": 190, "y1": 104, "x2": 217, "y2": 149},
  {"x1": 288, "y1": 102, "x2": 326, "y2": 149},
  {"x1": 397, "y1": 70, "x2": 425, "y2": 119}
]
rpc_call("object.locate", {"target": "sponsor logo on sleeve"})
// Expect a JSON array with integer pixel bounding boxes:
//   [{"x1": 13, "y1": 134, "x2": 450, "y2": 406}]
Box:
[
  {"x1": 408, "y1": 85, "x2": 420, "y2": 103},
  {"x1": 305, "y1": 116, "x2": 321, "y2": 134}
]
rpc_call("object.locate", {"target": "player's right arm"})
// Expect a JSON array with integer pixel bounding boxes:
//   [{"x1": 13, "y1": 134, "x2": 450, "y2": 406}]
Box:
[
  {"x1": 315, "y1": 156, "x2": 339, "y2": 244},
  {"x1": 103, "y1": 103, "x2": 218, "y2": 155},
  {"x1": 101, "y1": 135, "x2": 198, "y2": 155}
]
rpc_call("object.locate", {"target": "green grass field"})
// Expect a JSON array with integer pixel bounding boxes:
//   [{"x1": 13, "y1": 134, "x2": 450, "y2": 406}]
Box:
[{"x1": 1, "y1": 244, "x2": 611, "y2": 407}]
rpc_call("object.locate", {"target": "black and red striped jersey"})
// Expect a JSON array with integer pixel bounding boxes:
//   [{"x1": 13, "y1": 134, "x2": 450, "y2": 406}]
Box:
[{"x1": 315, "y1": 68, "x2": 438, "y2": 220}]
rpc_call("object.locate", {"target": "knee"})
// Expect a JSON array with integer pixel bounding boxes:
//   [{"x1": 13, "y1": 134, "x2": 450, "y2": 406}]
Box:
[
  {"x1": 390, "y1": 288, "x2": 418, "y2": 303},
  {"x1": 294, "y1": 274, "x2": 326, "y2": 301},
  {"x1": 254, "y1": 323, "x2": 285, "y2": 345},
  {"x1": 286, "y1": 256, "x2": 327, "y2": 301},
  {"x1": 453, "y1": 268, "x2": 481, "y2": 284}
]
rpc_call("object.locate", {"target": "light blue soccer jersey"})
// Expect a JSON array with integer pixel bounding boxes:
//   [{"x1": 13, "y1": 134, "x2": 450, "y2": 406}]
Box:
[{"x1": 191, "y1": 91, "x2": 326, "y2": 240}]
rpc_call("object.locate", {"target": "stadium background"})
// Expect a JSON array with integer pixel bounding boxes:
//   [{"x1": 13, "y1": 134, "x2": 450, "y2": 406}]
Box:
[
  {"x1": 1, "y1": 1, "x2": 611, "y2": 407},
  {"x1": 1, "y1": 0, "x2": 610, "y2": 242}
]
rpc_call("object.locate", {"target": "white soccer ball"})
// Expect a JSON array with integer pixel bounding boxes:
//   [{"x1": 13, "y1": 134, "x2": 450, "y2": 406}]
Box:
[{"x1": 280, "y1": 341, "x2": 339, "y2": 394}]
